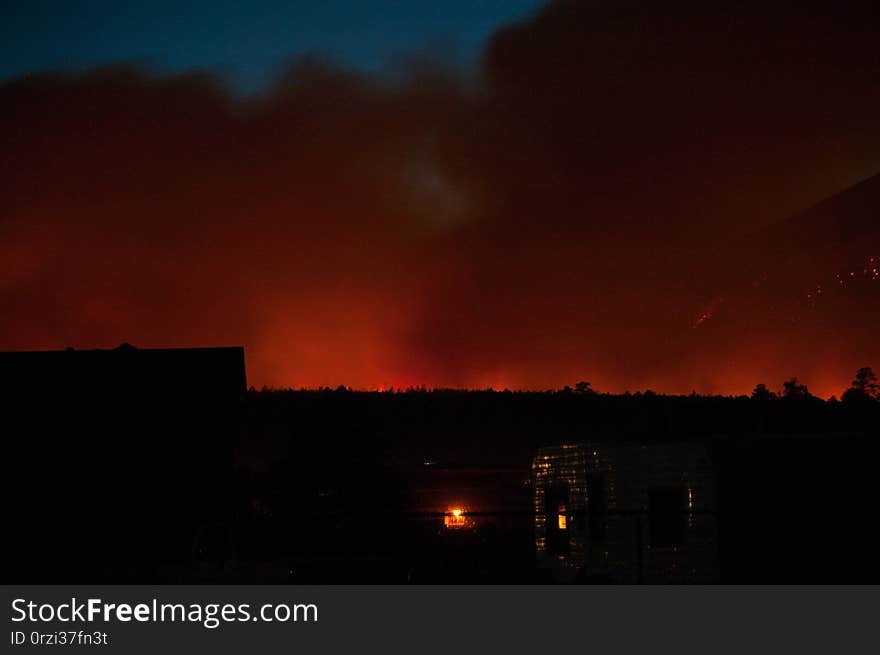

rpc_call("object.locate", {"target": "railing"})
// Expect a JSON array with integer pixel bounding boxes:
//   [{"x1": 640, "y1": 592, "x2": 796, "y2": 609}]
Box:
[{"x1": 408, "y1": 508, "x2": 719, "y2": 583}]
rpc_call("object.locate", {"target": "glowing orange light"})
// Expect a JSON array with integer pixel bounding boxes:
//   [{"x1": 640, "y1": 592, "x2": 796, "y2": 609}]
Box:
[
  {"x1": 558, "y1": 514, "x2": 567, "y2": 530},
  {"x1": 444, "y1": 507, "x2": 469, "y2": 529}
]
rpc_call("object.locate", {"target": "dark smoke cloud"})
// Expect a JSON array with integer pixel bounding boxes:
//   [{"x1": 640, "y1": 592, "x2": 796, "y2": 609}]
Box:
[{"x1": 3, "y1": 1, "x2": 880, "y2": 395}]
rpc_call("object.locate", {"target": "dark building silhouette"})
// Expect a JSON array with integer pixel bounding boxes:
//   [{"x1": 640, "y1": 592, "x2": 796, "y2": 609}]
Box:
[
  {"x1": 0, "y1": 343, "x2": 246, "y2": 401},
  {"x1": 2, "y1": 344, "x2": 246, "y2": 582}
]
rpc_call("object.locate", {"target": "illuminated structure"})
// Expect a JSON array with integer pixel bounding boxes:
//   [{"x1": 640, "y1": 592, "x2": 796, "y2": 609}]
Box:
[
  {"x1": 444, "y1": 507, "x2": 473, "y2": 529},
  {"x1": 532, "y1": 441, "x2": 717, "y2": 583}
]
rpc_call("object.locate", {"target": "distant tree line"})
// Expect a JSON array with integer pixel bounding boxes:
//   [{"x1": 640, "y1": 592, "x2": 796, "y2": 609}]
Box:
[
  {"x1": 750, "y1": 366, "x2": 879, "y2": 403},
  {"x1": 251, "y1": 366, "x2": 879, "y2": 405}
]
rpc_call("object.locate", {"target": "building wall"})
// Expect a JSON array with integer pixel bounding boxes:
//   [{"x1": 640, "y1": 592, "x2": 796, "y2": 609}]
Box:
[{"x1": 533, "y1": 440, "x2": 718, "y2": 583}]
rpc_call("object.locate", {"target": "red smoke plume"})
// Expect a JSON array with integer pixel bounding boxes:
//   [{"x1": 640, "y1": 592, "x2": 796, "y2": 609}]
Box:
[{"x1": 3, "y1": 1, "x2": 880, "y2": 396}]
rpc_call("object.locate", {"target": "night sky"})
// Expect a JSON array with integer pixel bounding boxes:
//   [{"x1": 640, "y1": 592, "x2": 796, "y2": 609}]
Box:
[
  {"x1": 1, "y1": 1, "x2": 544, "y2": 91},
  {"x1": 2, "y1": 1, "x2": 879, "y2": 396}
]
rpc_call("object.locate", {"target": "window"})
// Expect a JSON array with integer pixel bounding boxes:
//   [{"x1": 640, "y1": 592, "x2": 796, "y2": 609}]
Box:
[
  {"x1": 545, "y1": 485, "x2": 570, "y2": 555},
  {"x1": 587, "y1": 473, "x2": 607, "y2": 541},
  {"x1": 649, "y1": 486, "x2": 684, "y2": 548}
]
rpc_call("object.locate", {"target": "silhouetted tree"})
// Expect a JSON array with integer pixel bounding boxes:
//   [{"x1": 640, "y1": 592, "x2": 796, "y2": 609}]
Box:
[
  {"x1": 782, "y1": 377, "x2": 810, "y2": 399},
  {"x1": 751, "y1": 384, "x2": 777, "y2": 401},
  {"x1": 842, "y1": 367, "x2": 879, "y2": 403},
  {"x1": 574, "y1": 381, "x2": 595, "y2": 394}
]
